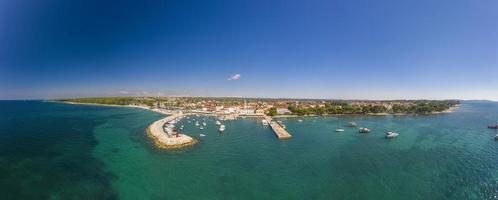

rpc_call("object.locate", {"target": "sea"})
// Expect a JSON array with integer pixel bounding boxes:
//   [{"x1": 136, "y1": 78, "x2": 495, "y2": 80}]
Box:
[{"x1": 1, "y1": 100, "x2": 498, "y2": 200}]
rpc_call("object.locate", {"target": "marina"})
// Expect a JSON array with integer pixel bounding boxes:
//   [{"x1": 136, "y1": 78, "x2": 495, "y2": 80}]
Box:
[{"x1": 146, "y1": 113, "x2": 197, "y2": 149}]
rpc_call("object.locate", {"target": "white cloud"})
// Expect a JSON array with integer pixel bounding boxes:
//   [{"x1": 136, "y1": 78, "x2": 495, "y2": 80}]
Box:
[
  {"x1": 119, "y1": 90, "x2": 129, "y2": 94},
  {"x1": 228, "y1": 74, "x2": 241, "y2": 81}
]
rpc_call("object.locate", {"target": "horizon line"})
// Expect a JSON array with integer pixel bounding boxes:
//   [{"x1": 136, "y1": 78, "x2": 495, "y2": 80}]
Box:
[{"x1": 2, "y1": 96, "x2": 495, "y2": 102}]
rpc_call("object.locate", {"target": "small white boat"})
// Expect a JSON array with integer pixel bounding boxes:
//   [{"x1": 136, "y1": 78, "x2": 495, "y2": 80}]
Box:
[
  {"x1": 262, "y1": 119, "x2": 269, "y2": 126},
  {"x1": 195, "y1": 121, "x2": 199, "y2": 126},
  {"x1": 202, "y1": 122, "x2": 207, "y2": 126},
  {"x1": 219, "y1": 125, "x2": 226, "y2": 132},
  {"x1": 348, "y1": 122, "x2": 358, "y2": 127},
  {"x1": 200, "y1": 134, "x2": 206, "y2": 137},
  {"x1": 200, "y1": 126, "x2": 204, "y2": 130},
  {"x1": 215, "y1": 121, "x2": 221, "y2": 125},
  {"x1": 495, "y1": 134, "x2": 498, "y2": 140},
  {"x1": 298, "y1": 119, "x2": 303, "y2": 122},
  {"x1": 386, "y1": 131, "x2": 399, "y2": 138},
  {"x1": 335, "y1": 128, "x2": 345, "y2": 132},
  {"x1": 359, "y1": 127, "x2": 371, "y2": 133}
]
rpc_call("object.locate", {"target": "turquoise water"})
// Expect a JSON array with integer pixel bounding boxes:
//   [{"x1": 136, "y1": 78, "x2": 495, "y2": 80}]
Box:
[{"x1": 1, "y1": 101, "x2": 498, "y2": 199}]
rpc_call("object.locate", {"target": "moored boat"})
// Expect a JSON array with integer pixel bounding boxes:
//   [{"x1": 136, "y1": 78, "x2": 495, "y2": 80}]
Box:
[
  {"x1": 359, "y1": 127, "x2": 371, "y2": 133},
  {"x1": 219, "y1": 124, "x2": 226, "y2": 132},
  {"x1": 488, "y1": 125, "x2": 498, "y2": 129},
  {"x1": 385, "y1": 131, "x2": 399, "y2": 138},
  {"x1": 215, "y1": 120, "x2": 221, "y2": 125},
  {"x1": 335, "y1": 128, "x2": 345, "y2": 132},
  {"x1": 262, "y1": 119, "x2": 269, "y2": 126},
  {"x1": 348, "y1": 122, "x2": 358, "y2": 127},
  {"x1": 495, "y1": 134, "x2": 498, "y2": 140}
]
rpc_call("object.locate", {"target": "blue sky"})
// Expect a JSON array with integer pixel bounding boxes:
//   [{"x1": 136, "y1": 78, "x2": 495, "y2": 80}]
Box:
[{"x1": 1, "y1": 0, "x2": 497, "y2": 100}]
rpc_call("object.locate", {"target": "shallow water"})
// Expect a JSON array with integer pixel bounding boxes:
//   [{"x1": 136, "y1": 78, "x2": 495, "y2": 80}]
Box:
[{"x1": 1, "y1": 101, "x2": 498, "y2": 199}]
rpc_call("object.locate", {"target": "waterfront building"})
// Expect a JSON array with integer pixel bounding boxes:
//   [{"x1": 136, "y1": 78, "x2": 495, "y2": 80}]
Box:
[
  {"x1": 277, "y1": 108, "x2": 291, "y2": 115},
  {"x1": 239, "y1": 109, "x2": 255, "y2": 115}
]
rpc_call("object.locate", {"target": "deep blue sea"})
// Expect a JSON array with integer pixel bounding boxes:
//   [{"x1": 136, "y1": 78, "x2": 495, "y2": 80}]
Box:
[{"x1": 1, "y1": 101, "x2": 498, "y2": 199}]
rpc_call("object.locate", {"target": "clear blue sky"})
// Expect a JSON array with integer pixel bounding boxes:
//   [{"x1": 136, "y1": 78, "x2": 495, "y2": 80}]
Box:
[{"x1": 1, "y1": 0, "x2": 497, "y2": 100}]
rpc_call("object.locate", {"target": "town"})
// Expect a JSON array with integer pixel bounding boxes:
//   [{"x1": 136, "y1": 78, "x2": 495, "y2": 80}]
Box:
[{"x1": 60, "y1": 97, "x2": 460, "y2": 116}]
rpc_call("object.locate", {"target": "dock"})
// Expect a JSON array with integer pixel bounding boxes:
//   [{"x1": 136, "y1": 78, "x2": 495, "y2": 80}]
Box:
[
  {"x1": 263, "y1": 114, "x2": 292, "y2": 139},
  {"x1": 147, "y1": 113, "x2": 197, "y2": 149}
]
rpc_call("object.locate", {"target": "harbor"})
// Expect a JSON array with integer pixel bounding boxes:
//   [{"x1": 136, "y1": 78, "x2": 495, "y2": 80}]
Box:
[{"x1": 146, "y1": 113, "x2": 197, "y2": 149}]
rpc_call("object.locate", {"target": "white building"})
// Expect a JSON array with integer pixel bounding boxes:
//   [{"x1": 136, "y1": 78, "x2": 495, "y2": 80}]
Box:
[
  {"x1": 277, "y1": 108, "x2": 291, "y2": 115},
  {"x1": 239, "y1": 109, "x2": 255, "y2": 115}
]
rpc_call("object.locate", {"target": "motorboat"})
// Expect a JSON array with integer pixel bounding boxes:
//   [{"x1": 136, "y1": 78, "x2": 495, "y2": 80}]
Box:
[
  {"x1": 335, "y1": 128, "x2": 345, "y2": 132},
  {"x1": 200, "y1": 126, "x2": 204, "y2": 130},
  {"x1": 495, "y1": 134, "x2": 498, "y2": 140},
  {"x1": 359, "y1": 127, "x2": 371, "y2": 133},
  {"x1": 488, "y1": 125, "x2": 498, "y2": 129},
  {"x1": 262, "y1": 119, "x2": 269, "y2": 126},
  {"x1": 298, "y1": 119, "x2": 303, "y2": 122},
  {"x1": 215, "y1": 121, "x2": 222, "y2": 125},
  {"x1": 348, "y1": 122, "x2": 358, "y2": 127},
  {"x1": 385, "y1": 131, "x2": 399, "y2": 138},
  {"x1": 195, "y1": 121, "x2": 199, "y2": 126},
  {"x1": 202, "y1": 122, "x2": 207, "y2": 126},
  {"x1": 219, "y1": 125, "x2": 226, "y2": 132},
  {"x1": 200, "y1": 134, "x2": 206, "y2": 137}
]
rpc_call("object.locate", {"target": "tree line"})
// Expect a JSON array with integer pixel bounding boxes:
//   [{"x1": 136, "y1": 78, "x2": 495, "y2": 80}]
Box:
[{"x1": 287, "y1": 100, "x2": 459, "y2": 116}]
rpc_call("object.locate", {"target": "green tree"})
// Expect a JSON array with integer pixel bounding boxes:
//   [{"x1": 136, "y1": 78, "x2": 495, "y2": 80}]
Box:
[{"x1": 268, "y1": 107, "x2": 277, "y2": 116}]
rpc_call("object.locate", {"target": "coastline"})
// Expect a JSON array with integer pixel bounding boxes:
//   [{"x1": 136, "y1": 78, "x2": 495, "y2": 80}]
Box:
[
  {"x1": 57, "y1": 101, "x2": 151, "y2": 110},
  {"x1": 57, "y1": 100, "x2": 459, "y2": 118},
  {"x1": 272, "y1": 105, "x2": 460, "y2": 118},
  {"x1": 58, "y1": 101, "x2": 197, "y2": 150}
]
